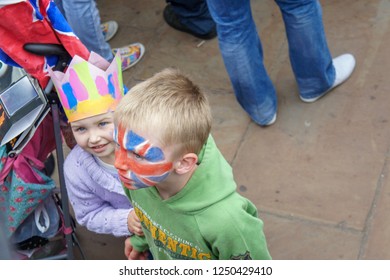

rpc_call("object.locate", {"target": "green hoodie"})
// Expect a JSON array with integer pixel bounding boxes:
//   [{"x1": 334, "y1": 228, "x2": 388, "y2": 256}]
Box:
[{"x1": 125, "y1": 135, "x2": 271, "y2": 260}]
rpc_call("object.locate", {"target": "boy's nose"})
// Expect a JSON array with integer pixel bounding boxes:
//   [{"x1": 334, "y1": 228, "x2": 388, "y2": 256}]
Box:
[{"x1": 114, "y1": 149, "x2": 127, "y2": 170}]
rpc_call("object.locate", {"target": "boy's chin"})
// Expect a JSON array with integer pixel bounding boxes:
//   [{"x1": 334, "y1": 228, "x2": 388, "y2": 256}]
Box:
[
  {"x1": 122, "y1": 181, "x2": 149, "y2": 190},
  {"x1": 122, "y1": 182, "x2": 137, "y2": 190}
]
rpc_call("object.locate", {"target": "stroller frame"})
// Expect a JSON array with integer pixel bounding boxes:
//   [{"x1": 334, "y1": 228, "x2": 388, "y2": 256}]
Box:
[{"x1": 15, "y1": 43, "x2": 85, "y2": 260}]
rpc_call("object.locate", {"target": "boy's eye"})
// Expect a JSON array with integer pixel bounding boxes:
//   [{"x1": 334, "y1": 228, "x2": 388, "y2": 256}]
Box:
[
  {"x1": 131, "y1": 151, "x2": 143, "y2": 160},
  {"x1": 99, "y1": 121, "x2": 109, "y2": 127}
]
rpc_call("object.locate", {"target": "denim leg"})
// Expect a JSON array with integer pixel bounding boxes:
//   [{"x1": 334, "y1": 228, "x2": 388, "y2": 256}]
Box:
[
  {"x1": 206, "y1": 0, "x2": 277, "y2": 125},
  {"x1": 167, "y1": 0, "x2": 216, "y2": 35},
  {"x1": 275, "y1": 0, "x2": 335, "y2": 99},
  {"x1": 54, "y1": 0, "x2": 113, "y2": 61}
]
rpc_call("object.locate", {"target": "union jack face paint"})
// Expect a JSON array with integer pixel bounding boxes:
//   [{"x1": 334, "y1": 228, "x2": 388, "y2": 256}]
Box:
[{"x1": 114, "y1": 126, "x2": 173, "y2": 190}]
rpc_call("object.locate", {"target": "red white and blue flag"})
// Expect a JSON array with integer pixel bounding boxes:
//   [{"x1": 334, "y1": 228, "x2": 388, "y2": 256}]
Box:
[{"x1": 0, "y1": 0, "x2": 89, "y2": 88}]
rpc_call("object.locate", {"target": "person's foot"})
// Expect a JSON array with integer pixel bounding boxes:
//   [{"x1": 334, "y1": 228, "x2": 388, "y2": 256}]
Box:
[
  {"x1": 300, "y1": 54, "x2": 356, "y2": 103},
  {"x1": 101, "y1": 20, "x2": 118, "y2": 42},
  {"x1": 163, "y1": 4, "x2": 217, "y2": 40},
  {"x1": 262, "y1": 112, "x2": 277, "y2": 126},
  {"x1": 112, "y1": 43, "x2": 145, "y2": 71}
]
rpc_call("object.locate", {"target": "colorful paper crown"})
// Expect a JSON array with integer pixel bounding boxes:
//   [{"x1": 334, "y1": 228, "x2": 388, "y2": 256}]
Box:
[{"x1": 48, "y1": 51, "x2": 124, "y2": 122}]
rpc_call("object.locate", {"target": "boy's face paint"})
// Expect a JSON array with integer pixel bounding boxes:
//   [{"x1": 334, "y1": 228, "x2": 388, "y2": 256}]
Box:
[{"x1": 114, "y1": 126, "x2": 174, "y2": 190}]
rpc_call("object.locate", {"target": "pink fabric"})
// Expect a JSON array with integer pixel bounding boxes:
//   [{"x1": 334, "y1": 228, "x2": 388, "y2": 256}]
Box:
[
  {"x1": 14, "y1": 113, "x2": 56, "y2": 183},
  {"x1": 0, "y1": 113, "x2": 55, "y2": 184}
]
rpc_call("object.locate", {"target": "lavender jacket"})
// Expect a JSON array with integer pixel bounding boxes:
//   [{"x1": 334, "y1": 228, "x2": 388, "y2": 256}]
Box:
[{"x1": 64, "y1": 145, "x2": 133, "y2": 237}]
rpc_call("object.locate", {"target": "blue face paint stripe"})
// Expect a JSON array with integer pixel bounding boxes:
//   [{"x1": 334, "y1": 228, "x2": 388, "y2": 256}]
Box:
[
  {"x1": 113, "y1": 127, "x2": 118, "y2": 143},
  {"x1": 145, "y1": 172, "x2": 170, "y2": 182},
  {"x1": 123, "y1": 130, "x2": 166, "y2": 162},
  {"x1": 125, "y1": 130, "x2": 145, "y2": 150},
  {"x1": 144, "y1": 146, "x2": 165, "y2": 162},
  {"x1": 131, "y1": 172, "x2": 149, "y2": 189}
]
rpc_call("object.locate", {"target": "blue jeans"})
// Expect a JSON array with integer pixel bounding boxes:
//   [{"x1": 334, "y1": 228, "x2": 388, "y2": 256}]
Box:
[
  {"x1": 206, "y1": 0, "x2": 335, "y2": 125},
  {"x1": 54, "y1": 0, "x2": 113, "y2": 61},
  {"x1": 167, "y1": 0, "x2": 215, "y2": 35}
]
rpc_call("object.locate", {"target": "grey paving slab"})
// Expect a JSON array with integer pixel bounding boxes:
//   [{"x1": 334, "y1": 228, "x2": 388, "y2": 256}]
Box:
[
  {"x1": 73, "y1": 225, "x2": 126, "y2": 260},
  {"x1": 261, "y1": 212, "x2": 362, "y2": 260},
  {"x1": 361, "y1": 152, "x2": 390, "y2": 260}
]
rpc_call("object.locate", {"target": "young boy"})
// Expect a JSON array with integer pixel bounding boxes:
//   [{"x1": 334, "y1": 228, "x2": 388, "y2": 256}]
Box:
[
  {"x1": 48, "y1": 52, "x2": 142, "y2": 238},
  {"x1": 114, "y1": 68, "x2": 271, "y2": 260}
]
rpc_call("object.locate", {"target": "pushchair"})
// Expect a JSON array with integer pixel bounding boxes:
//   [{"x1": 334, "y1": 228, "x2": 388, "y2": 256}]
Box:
[{"x1": 0, "y1": 0, "x2": 89, "y2": 259}]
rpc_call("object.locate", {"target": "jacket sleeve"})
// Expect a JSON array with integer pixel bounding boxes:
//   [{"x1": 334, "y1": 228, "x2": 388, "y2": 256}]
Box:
[
  {"x1": 198, "y1": 195, "x2": 272, "y2": 260},
  {"x1": 64, "y1": 151, "x2": 132, "y2": 237},
  {"x1": 130, "y1": 234, "x2": 150, "y2": 253}
]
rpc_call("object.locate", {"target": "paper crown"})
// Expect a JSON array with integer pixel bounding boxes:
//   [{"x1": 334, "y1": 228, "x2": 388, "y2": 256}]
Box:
[{"x1": 48, "y1": 51, "x2": 124, "y2": 122}]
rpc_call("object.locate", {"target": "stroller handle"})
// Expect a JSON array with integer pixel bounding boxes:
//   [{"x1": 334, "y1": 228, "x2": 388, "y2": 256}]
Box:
[
  {"x1": 23, "y1": 43, "x2": 71, "y2": 97},
  {"x1": 23, "y1": 43, "x2": 67, "y2": 56},
  {"x1": 23, "y1": 43, "x2": 71, "y2": 72}
]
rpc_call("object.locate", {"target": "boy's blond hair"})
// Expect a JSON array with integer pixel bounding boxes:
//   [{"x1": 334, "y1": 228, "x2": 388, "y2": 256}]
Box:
[{"x1": 114, "y1": 68, "x2": 212, "y2": 155}]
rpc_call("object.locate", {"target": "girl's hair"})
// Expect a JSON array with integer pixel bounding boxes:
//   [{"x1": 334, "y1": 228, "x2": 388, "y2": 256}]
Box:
[{"x1": 114, "y1": 68, "x2": 212, "y2": 155}]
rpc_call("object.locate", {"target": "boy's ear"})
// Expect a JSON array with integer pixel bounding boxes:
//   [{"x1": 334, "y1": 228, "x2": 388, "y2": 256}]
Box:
[{"x1": 175, "y1": 153, "x2": 198, "y2": 175}]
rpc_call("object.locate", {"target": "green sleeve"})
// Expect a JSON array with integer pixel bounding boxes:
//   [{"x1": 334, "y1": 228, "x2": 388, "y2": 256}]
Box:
[
  {"x1": 130, "y1": 234, "x2": 149, "y2": 253},
  {"x1": 198, "y1": 195, "x2": 272, "y2": 260}
]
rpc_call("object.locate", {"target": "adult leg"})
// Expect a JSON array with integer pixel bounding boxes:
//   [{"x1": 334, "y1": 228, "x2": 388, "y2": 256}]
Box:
[
  {"x1": 54, "y1": 0, "x2": 113, "y2": 61},
  {"x1": 275, "y1": 0, "x2": 335, "y2": 99},
  {"x1": 165, "y1": 0, "x2": 216, "y2": 38},
  {"x1": 206, "y1": 0, "x2": 277, "y2": 125}
]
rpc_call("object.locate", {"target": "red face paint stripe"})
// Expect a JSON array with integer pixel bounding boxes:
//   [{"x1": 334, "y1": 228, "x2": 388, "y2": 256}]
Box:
[
  {"x1": 137, "y1": 142, "x2": 151, "y2": 156},
  {"x1": 124, "y1": 155, "x2": 173, "y2": 175}
]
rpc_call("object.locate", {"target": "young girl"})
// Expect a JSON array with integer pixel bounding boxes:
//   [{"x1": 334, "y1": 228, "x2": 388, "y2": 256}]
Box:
[{"x1": 48, "y1": 51, "x2": 142, "y2": 237}]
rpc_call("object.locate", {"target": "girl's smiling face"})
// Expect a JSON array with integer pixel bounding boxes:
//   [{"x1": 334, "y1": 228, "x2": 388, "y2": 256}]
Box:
[
  {"x1": 114, "y1": 125, "x2": 174, "y2": 190},
  {"x1": 70, "y1": 112, "x2": 116, "y2": 164}
]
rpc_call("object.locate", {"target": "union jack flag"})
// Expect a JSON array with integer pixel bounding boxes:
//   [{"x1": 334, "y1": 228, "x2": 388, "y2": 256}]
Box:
[{"x1": 0, "y1": 0, "x2": 89, "y2": 88}]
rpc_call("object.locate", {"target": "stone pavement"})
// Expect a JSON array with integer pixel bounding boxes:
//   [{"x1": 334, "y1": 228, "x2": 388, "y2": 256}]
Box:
[{"x1": 59, "y1": 0, "x2": 390, "y2": 259}]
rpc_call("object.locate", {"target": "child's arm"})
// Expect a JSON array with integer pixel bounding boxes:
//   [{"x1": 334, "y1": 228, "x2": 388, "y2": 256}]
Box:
[
  {"x1": 66, "y1": 176, "x2": 131, "y2": 236},
  {"x1": 222, "y1": 201, "x2": 271, "y2": 259},
  {"x1": 200, "y1": 197, "x2": 272, "y2": 260},
  {"x1": 124, "y1": 237, "x2": 149, "y2": 260},
  {"x1": 64, "y1": 151, "x2": 132, "y2": 237}
]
